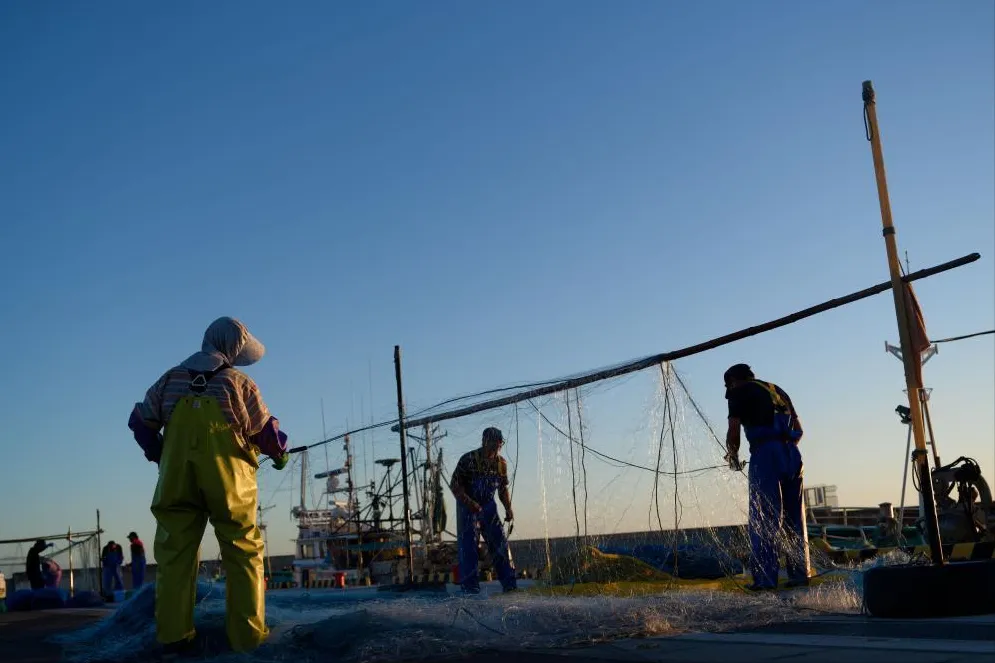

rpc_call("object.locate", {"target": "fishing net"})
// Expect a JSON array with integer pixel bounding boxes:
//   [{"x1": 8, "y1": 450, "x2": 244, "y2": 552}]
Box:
[
  {"x1": 0, "y1": 531, "x2": 102, "y2": 601},
  {"x1": 47, "y1": 361, "x2": 903, "y2": 663},
  {"x1": 399, "y1": 362, "x2": 869, "y2": 596}
]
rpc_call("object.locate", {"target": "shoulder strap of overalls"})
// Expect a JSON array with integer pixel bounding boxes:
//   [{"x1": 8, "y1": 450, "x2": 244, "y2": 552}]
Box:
[
  {"x1": 751, "y1": 379, "x2": 788, "y2": 411},
  {"x1": 187, "y1": 362, "x2": 232, "y2": 394}
]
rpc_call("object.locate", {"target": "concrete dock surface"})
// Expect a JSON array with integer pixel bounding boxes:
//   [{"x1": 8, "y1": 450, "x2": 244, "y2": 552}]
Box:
[{"x1": 2, "y1": 608, "x2": 992, "y2": 663}]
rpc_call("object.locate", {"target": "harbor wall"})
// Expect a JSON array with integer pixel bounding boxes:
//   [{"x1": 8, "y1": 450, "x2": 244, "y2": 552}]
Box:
[{"x1": 5, "y1": 510, "x2": 896, "y2": 591}]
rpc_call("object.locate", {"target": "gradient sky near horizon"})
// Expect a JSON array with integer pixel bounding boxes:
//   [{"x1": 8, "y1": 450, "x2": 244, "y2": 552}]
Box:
[{"x1": 1, "y1": 1, "x2": 992, "y2": 567}]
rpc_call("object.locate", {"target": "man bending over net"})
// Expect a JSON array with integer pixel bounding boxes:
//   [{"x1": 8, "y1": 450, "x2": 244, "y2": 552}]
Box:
[
  {"x1": 724, "y1": 363, "x2": 811, "y2": 590},
  {"x1": 450, "y1": 427, "x2": 518, "y2": 594}
]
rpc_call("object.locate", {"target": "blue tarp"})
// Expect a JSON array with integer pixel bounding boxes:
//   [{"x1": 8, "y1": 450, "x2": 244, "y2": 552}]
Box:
[
  {"x1": 7, "y1": 587, "x2": 69, "y2": 611},
  {"x1": 598, "y1": 544, "x2": 744, "y2": 580}
]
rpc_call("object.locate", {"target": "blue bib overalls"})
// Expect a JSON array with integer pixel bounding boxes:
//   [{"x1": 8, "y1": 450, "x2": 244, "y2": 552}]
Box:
[
  {"x1": 744, "y1": 382, "x2": 810, "y2": 588},
  {"x1": 456, "y1": 467, "x2": 517, "y2": 593}
]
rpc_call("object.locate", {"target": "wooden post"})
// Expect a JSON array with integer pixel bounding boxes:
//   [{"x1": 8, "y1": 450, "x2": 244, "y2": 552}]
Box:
[
  {"x1": 861, "y1": 80, "x2": 944, "y2": 565},
  {"x1": 393, "y1": 346, "x2": 416, "y2": 582}
]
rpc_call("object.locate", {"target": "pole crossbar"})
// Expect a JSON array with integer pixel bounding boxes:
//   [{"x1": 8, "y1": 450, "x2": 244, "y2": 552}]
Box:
[{"x1": 392, "y1": 252, "x2": 979, "y2": 431}]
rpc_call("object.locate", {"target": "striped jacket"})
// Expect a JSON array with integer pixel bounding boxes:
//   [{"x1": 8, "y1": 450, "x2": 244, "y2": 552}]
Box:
[{"x1": 133, "y1": 366, "x2": 282, "y2": 460}]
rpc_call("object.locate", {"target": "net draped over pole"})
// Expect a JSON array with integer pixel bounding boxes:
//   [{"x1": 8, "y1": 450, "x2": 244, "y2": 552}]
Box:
[{"x1": 392, "y1": 252, "x2": 980, "y2": 432}]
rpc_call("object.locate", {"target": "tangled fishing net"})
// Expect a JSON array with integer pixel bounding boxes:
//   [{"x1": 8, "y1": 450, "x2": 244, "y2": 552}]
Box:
[
  {"x1": 49, "y1": 362, "x2": 902, "y2": 661},
  {"x1": 0, "y1": 530, "x2": 102, "y2": 611},
  {"x1": 54, "y1": 575, "x2": 870, "y2": 663}
]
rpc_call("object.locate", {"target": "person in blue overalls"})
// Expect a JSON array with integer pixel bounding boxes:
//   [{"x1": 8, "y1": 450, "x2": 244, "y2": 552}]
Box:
[
  {"x1": 100, "y1": 541, "x2": 125, "y2": 596},
  {"x1": 723, "y1": 363, "x2": 810, "y2": 590},
  {"x1": 450, "y1": 427, "x2": 517, "y2": 594}
]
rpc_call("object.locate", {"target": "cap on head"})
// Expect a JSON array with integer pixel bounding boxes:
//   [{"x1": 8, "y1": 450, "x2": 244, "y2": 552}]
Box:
[
  {"x1": 482, "y1": 427, "x2": 504, "y2": 445},
  {"x1": 723, "y1": 363, "x2": 754, "y2": 385}
]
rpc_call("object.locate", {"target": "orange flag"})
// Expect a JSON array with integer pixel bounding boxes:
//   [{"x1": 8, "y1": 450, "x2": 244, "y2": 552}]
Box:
[
  {"x1": 904, "y1": 283, "x2": 930, "y2": 353},
  {"x1": 903, "y1": 283, "x2": 930, "y2": 386}
]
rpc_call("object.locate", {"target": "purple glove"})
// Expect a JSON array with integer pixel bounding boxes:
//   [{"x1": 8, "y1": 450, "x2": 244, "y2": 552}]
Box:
[
  {"x1": 248, "y1": 416, "x2": 289, "y2": 461},
  {"x1": 129, "y1": 405, "x2": 163, "y2": 463}
]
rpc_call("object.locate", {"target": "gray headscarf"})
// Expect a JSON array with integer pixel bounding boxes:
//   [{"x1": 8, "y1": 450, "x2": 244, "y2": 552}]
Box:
[{"x1": 180, "y1": 316, "x2": 266, "y2": 372}]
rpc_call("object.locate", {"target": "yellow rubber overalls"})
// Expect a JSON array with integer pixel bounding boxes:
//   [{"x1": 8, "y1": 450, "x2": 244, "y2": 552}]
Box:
[{"x1": 150, "y1": 368, "x2": 268, "y2": 652}]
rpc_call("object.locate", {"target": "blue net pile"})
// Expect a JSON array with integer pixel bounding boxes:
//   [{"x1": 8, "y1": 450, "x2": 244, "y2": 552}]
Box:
[{"x1": 46, "y1": 566, "x2": 890, "y2": 663}]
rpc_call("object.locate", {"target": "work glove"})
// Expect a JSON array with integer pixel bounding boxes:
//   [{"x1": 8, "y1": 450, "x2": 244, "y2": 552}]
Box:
[
  {"x1": 272, "y1": 452, "x2": 290, "y2": 471},
  {"x1": 724, "y1": 452, "x2": 744, "y2": 472},
  {"x1": 147, "y1": 434, "x2": 164, "y2": 464},
  {"x1": 271, "y1": 430, "x2": 290, "y2": 470}
]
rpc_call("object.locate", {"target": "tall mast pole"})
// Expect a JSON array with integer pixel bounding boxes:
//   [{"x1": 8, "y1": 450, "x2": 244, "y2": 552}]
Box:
[
  {"x1": 345, "y1": 433, "x2": 363, "y2": 575},
  {"x1": 299, "y1": 449, "x2": 308, "y2": 513},
  {"x1": 423, "y1": 423, "x2": 433, "y2": 546},
  {"x1": 393, "y1": 345, "x2": 416, "y2": 581},
  {"x1": 861, "y1": 80, "x2": 944, "y2": 565}
]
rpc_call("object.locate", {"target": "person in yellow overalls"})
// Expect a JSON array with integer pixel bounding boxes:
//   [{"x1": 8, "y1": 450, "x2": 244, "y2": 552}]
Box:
[{"x1": 128, "y1": 316, "x2": 290, "y2": 658}]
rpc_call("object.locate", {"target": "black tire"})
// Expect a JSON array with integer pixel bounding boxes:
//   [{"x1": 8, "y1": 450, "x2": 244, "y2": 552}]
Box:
[{"x1": 863, "y1": 559, "x2": 995, "y2": 618}]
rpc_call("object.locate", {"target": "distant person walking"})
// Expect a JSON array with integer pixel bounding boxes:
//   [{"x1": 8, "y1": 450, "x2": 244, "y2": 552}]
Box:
[{"x1": 723, "y1": 363, "x2": 810, "y2": 590}]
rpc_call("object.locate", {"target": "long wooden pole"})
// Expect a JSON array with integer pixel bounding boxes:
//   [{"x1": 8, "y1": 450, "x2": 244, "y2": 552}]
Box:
[
  {"x1": 393, "y1": 345, "x2": 416, "y2": 581},
  {"x1": 861, "y1": 80, "x2": 944, "y2": 565},
  {"x1": 391, "y1": 252, "x2": 979, "y2": 433}
]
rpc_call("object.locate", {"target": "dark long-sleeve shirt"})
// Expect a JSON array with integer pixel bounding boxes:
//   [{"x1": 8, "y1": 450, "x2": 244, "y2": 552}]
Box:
[{"x1": 25, "y1": 549, "x2": 43, "y2": 589}]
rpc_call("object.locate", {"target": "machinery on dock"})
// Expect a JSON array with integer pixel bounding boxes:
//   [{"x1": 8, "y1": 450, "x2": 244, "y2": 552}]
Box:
[{"x1": 932, "y1": 456, "x2": 995, "y2": 544}]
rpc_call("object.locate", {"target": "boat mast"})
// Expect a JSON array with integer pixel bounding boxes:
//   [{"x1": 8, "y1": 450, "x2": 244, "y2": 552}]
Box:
[
  {"x1": 423, "y1": 423, "x2": 432, "y2": 547},
  {"x1": 299, "y1": 448, "x2": 309, "y2": 513},
  {"x1": 861, "y1": 80, "x2": 944, "y2": 565},
  {"x1": 408, "y1": 423, "x2": 446, "y2": 548},
  {"x1": 344, "y1": 433, "x2": 363, "y2": 575},
  {"x1": 393, "y1": 345, "x2": 416, "y2": 581}
]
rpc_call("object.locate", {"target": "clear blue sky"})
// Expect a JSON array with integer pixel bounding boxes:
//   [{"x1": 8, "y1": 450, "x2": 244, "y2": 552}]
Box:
[{"x1": 1, "y1": 1, "x2": 992, "y2": 566}]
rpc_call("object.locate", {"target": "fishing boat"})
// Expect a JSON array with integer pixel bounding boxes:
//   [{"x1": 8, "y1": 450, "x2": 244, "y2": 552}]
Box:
[{"x1": 286, "y1": 431, "x2": 454, "y2": 588}]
